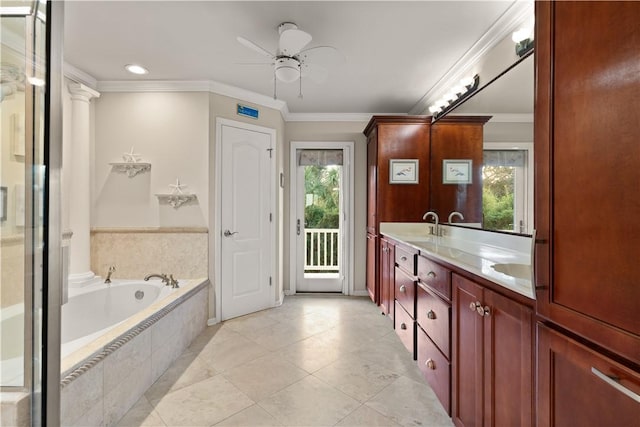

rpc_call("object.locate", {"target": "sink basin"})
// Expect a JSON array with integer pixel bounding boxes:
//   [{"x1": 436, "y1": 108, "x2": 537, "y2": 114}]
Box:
[{"x1": 491, "y1": 263, "x2": 532, "y2": 280}]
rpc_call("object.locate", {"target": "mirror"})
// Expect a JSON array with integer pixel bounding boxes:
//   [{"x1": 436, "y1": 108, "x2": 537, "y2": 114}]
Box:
[{"x1": 430, "y1": 51, "x2": 534, "y2": 235}]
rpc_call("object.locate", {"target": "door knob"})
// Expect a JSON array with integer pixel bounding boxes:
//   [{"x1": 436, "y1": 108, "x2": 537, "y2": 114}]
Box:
[{"x1": 223, "y1": 230, "x2": 238, "y2": 237}]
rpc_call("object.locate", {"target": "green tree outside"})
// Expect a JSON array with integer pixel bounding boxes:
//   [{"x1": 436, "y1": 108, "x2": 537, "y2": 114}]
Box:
[
  {"x1": 304, "y1": 165, "x2": 340, "y2": 229},
  {"x1": 482, "y1": 166, "x2": 515, "y2": 231}
]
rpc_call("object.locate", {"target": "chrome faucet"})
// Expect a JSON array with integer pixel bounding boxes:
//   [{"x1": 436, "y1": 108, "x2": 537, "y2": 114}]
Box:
[
  {"x1": 144, "y1": 273, "x2": 170, "y2": 285},
  {"x1": 105, "y1": 265, "x2": 116, "y2": 284},
  {"x1": 168, "y1": 274, "x2": 179, "y2": 289},
  {"x1": 423, "y1": 211, "x2": 440, "y2": 236},
  {"x1": 448, "y1": 211, "x2": 465, "y2": 224}
]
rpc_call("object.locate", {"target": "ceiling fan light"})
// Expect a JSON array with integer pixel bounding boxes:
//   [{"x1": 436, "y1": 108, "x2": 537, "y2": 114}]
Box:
[{"x1": 275, "y1": 57, "x2": 300, "y2": 82}]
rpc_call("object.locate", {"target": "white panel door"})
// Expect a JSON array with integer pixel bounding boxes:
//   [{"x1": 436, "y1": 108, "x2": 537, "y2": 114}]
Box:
[{"x1": 220, "y1": 123, "x2": 273, "y2": 320}]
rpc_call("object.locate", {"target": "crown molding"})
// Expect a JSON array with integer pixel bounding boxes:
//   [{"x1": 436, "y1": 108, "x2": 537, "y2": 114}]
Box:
[
  {"x1": 64, "y1": 62, "x2": 98, "y2": 89},
  {"x1": 409, "y1": 0, "x2": 534, "y2": 115},
  {"x1": 284, "y1": 112, "x2": 377, "y2": 122}
]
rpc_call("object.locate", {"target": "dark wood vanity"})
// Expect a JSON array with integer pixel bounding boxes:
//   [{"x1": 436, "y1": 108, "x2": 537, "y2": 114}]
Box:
[{"x1": 365, "y1": 2, "x2": 640, "y2": 425}]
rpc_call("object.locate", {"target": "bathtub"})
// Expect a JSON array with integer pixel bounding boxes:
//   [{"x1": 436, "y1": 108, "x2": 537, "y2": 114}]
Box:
[
  {"x1": 0, "y1": 304, "x2": 25, "y2": 387},
  {"x1": 61, "y1": 280, "x2": 174, "y2": 358},
  {"x1": 60, "y1": 277, "x2": 209, "y2": 426}
]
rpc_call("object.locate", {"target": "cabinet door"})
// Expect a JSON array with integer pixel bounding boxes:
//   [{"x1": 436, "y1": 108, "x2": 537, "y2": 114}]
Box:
[
  {"x1": 537, "y1": 323, "x2": 640, "y2": 427},
  {"x1": 452, "y1": 274, "x2": 483, "y2": 427},
  {"x1": 366, "y1": 132, "x2": 377, "y2": 234},
  {"x1": 366, "y1": 233, "x2": 378, "y2": 303},
  {"x1": 380, "y1": 238, "x2": 394, "y2": 317},
  {"x1": 483, "y1": 289, "x2": 533, "y2": 427},
  {"x1": 535, "y1": 0, "x2": 640, "y2": 363}
]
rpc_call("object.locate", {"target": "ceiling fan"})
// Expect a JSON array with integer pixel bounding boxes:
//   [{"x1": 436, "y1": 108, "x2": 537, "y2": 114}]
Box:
[{"x1": 237, "y1": 22, "x2": 343, "y2": 99}]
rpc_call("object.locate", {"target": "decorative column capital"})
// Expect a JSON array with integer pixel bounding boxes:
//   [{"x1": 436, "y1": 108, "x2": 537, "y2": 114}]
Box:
[{"x1": 68, "y1": 82, "x2": 100, "y2": 103}]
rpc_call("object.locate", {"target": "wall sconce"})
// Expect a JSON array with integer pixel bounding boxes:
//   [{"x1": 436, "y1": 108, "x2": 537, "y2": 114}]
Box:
[
  {"x1": 428, "y1": 74, "x2": 480, "y2": 120},
  {"x1": 512, "y1": 28, "x2": 534, "y2": 57}
]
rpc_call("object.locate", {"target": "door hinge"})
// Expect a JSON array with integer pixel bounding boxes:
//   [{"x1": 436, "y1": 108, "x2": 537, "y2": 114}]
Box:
[
  {"x1": 269, "y1": 213, "x2": 273, "y2": 222},
  {"x1": 267, "y1": 148, "x2": 273, "y2": 158},
  {"x1": 269, "y1": 276, "x2": 272, "y2": 286}
]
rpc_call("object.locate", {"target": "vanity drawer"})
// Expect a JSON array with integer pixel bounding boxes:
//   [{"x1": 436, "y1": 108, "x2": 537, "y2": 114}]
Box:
[
  {"x1": 395, "y1": 244, "x2": 416, "y2": 275},
  {"x1": 395, "y1": 301, "x2": 416, "y2": 359},
  {"x1": 416, "y1": 283, "x2": 451, "y2": 358},
  {"x1": 417, "y1": 326, "x2": 451, "y2": 415},
  {"x1": 394, "y1": 267, "x2": 416, "y2": 317},
  {"x1": 418, "y1": 255, "x2": 451, "y2": 301}
]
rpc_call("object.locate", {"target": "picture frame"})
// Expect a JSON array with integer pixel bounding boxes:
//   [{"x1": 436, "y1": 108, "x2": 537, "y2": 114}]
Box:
[
  {"x1": 443, "y1": 159, "x2": 472, "y2": 184},
  {"x1": 0, "y1": 187, "x2": 7, "y2": 221},
  {"x1": 389, "y1": 159, "x2": 419, "y2": 184}
]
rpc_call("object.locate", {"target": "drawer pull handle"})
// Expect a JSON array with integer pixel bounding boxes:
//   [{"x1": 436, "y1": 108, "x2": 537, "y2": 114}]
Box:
[
  {"x1": 400, "y1": 323, "x2": 407, "y2": 330},
  {"x1": 591, "y1": 367, "x2": 640, "y2": 403},
  {"x1": 427, "y1": 271, "x2": 436, "y2": 278},
  {"x1": 400, "y1": 256, "x2": 407, "y2": 262},
  {"x1": 427, "y1": 310, "x2": 436, "y2": 320},
  {"x1": 426, "y1": 358, "x2": 436, "y2": 370},
  {"x1": 399, "y1": 285, "x2": 406, "y2": 293}
]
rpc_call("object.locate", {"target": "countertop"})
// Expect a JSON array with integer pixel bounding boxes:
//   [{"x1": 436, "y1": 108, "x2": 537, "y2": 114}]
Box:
[{"x1": 380, "y1": 223, "x2": 535, "y2": 299}]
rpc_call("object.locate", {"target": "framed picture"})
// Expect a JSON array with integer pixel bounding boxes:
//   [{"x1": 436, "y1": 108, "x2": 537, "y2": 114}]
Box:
[
  {"x1": 443, "y1": 159, "x2": 472, "y2": 184},
  {"x1": 0, "y1": 187, "x2": 7, "y2": 221},
  {"x1": 389, "y1": 159, "x2": 419, "y2": 184}
]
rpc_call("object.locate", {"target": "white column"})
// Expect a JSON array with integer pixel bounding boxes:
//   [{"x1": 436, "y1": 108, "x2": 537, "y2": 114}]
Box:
[{"x1": 67, "y1": 82, "x2": 100, "y2": 285}]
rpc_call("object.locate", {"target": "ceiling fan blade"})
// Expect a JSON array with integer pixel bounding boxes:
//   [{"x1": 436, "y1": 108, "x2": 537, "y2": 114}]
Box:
[
  {"x1": 299, "y1": 46, "x2": 345, "y2": 66},
  {"x1": 279, "y1": 29, "x2": 312, "y2": 56},
  {"x1": 237, "y1": 36, "x2": 274, "y2": 58},
  {"x1": 301, "y1": 63, "x2": 329, "y2": 84}
]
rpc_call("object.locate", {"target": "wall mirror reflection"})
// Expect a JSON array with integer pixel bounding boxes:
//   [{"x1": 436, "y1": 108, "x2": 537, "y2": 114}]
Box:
[{"x1": 432, "y1": 52, "x2": 533, "y2": 235}]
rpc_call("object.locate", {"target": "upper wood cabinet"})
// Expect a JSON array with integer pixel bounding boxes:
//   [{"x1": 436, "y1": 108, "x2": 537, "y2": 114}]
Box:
[
  {"x1": 535, "y1": 0, "x2": 640, "y2": 365},
  {"x1": 364, "y1": 116, "x2": 431, "y2": 303},
  {"x1": 430, "y1": 116, "x2": 490, "y2": 224}
]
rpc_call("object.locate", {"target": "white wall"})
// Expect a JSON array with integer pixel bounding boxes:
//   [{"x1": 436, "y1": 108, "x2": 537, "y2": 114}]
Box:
[
  {"x1": 92, "y1": 92, "x2": 210, "y2": 228},
  {"x1": 284, "y1": 121, "x2": 368, "y2": 293}
]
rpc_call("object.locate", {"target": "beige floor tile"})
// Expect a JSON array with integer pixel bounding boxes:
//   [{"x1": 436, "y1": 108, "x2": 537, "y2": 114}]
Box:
[
  {"x1": 335, "y1": 405, "x2": 401, "y2": 427},
  {"x1": 145, "y1": 352, "x2": 217, "y2": 404},
  {"x1": 187, "y1": 323, "x2": 239, "y2": 354},
  {"x1": 222, "y1": 310, "x2": 282, "y2": 335},
  {"x1": 152, "y1": 375, "x2": 254, "y2": 426},
  {"x1": 365, "y1": 376, "x2": 453, "y2": 427},
  {"x1": 240, "y1": 321, "x2": 310, "y2": 351},
  {"x1": 214, "y1": 404, "x2": 282, "y2": 426},
  {"x1": 275, "y1": 334, "x2": 345, "y2": 373},
  {"x1": 258, "y1": 376, "x2": 360, "y2": 426},
  {"x1": 116, "y1": 396, "x2": 166, "y2": 427},
  {"x1": 197, "y1": 332, "x2": 270, "y2": 372},
  {"x1": 223, "y1": 353, "x2": 309, "y2": 402},
  {"x1": 313, "y1": 356, "x2": 401, "y2": 402},
  {"x1": 353, "y1": 339, "x2": 422, "y2": 379}
]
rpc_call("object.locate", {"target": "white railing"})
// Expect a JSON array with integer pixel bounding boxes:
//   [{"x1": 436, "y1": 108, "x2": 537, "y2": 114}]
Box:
[{"x1": 305, "y1": 228, "x2": 340, "y2": 272}]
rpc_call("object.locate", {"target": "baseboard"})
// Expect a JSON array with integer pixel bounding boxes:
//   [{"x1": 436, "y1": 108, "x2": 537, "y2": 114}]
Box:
[
  {"x1": 206, "y1": 317, "x2": 219, "y2": 326},
  {"x1": 351, "y1": 290, "x2": 370, "y2": 297},
  {"x1": 284, "y1": 290, "x2": 296, "y2": 296}
]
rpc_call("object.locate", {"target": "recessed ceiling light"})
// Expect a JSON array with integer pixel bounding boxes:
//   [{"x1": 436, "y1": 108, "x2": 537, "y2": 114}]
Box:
[{"x1": 125, "y1": 64, "x2": 149, "y2": 75}]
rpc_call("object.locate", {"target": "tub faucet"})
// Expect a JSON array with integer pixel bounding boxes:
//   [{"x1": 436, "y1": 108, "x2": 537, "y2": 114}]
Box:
[
  {"x1": 105, "y1": 265, "x2": 116, "y2": 284},
  {"x1": 448, "y1": 211, "x2": 465, "y2": 224},
  {"x1": 144, "y1": 273, "x2": 170, "y2": 285},
  {"x1": 168, "y1": 274, "x2": 180, "y2": 289},
  {"x1": 423, "y1": 211, "x2": 440, "y2": 236}
]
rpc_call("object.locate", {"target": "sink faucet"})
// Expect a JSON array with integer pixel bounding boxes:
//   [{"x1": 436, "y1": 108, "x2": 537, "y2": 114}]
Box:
[
  {"x1": 144, "y1": 273, "x2": 170, "y2": 286},
  {"x1": 448, "y1": 211, "x2": 464, "y2": 223},
  {"x1": 423, "y1": 211, "x2": 439, "y2": 236},
  {"x1": 105, "y1": 265, "x2": 116, "y2": 284}
]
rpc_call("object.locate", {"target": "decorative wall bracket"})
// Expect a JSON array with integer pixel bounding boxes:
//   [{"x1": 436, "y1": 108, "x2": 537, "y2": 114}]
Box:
[
  {"x1": 155, "y1": 193, "x2": 197, "y2": 209},
  {"x1": 109, "y1": 162, "x2": 151, "y2": 178}
]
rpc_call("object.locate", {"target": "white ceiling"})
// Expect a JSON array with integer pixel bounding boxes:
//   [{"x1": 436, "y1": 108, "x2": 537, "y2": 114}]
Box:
[{"x1": 64, "y1": 1, "x2": 519, "y2": 114}]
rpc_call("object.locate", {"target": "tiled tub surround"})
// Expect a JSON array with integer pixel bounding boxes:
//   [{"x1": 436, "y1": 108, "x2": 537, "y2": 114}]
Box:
[
  {"x1": 380, "y1": 222, "x2": 534, "y2": 299},
  {"x1": 90, "y1": 228, "x2": 208, "y2": 280},
  {"x1": 60, "y1": 278, "x2": 209, "y2": 426}
]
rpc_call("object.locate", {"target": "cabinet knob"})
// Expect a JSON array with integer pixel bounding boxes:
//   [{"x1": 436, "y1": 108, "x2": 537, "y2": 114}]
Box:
[
  {"x1": 399, "y1": 285, "x2": 406, "y2": 293},
  {"x1": 469, "y1": 301, "x2": 481, "y2": 312},
  {"x1": 400, "y1": 256, "x2": 407, "y2": 262},
  {"x1": 427, "y1": 271, "x2": 436, "y2": 278},
  {"x1": 427, "y1": 310, "x2": 436, "y2": 320},
  {"x1": 400, "y1": 323, "x2": 407, "y2": 330},
  {"x1": 480, "y1": 306, "x2": 491, "y2": 317},
  {"x1": 426, "y1": 358, "x2": 436, "y2": 370}
]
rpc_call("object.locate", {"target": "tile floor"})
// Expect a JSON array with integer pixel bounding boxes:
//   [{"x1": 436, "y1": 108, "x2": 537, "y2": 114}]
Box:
[{"x1": 116, "y1": 295, "x2": 453, "y2": 427}]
